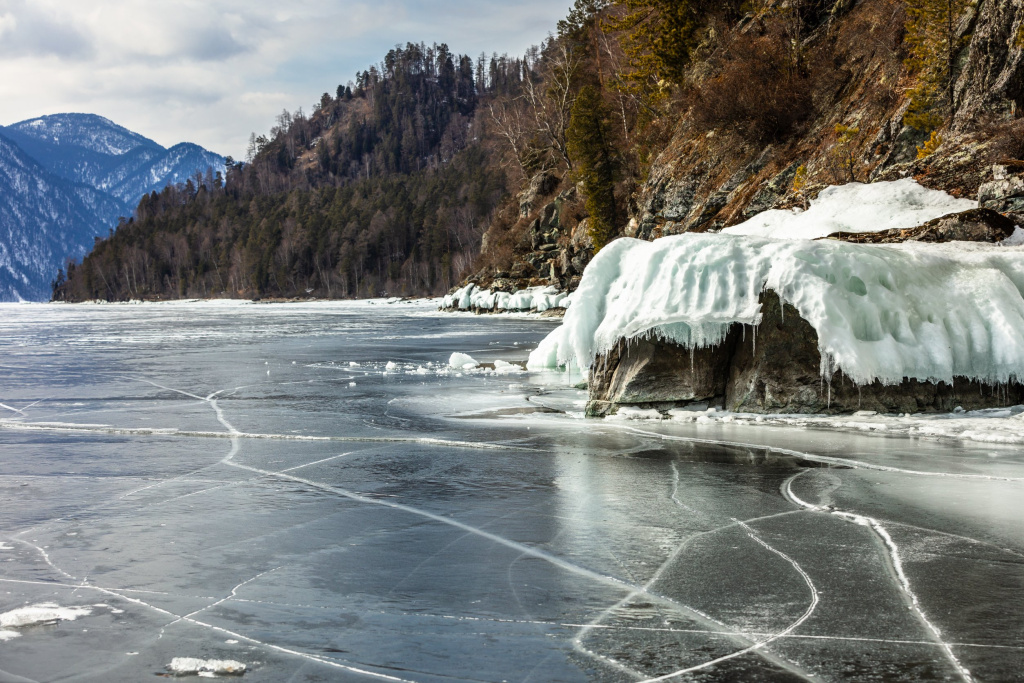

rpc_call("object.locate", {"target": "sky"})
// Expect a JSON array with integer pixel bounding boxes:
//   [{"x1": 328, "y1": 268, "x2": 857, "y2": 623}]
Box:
[{"x1": 0, "y1": 0, "x2": 574, "y2": 159}]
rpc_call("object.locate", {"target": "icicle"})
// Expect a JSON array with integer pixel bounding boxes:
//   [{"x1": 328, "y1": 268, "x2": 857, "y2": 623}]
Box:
[{"x1": 690, "y1": 345, "x2": 695, "y2": 376}]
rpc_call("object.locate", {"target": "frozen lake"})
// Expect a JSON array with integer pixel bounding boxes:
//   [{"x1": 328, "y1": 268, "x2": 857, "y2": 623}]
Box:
[{"x1": 0, "y1": 301, "x2": 1021, "y2": 682}]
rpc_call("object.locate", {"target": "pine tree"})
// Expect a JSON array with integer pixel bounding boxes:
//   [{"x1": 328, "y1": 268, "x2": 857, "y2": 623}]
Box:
[
  {"x1": 903, "y1": 0, "x2": 970, "y2": 130},
  {"x1": 567, "y1": 86, "x2": 618, "y2": 251}
]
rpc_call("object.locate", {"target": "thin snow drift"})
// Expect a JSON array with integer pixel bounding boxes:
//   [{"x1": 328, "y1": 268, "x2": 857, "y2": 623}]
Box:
[
  {"x1": 528, "y1": 233, "x2": 1024, "y2": 387},
  {"x1": 722, "y1": 179, "x2": 976, "y2": 240}
]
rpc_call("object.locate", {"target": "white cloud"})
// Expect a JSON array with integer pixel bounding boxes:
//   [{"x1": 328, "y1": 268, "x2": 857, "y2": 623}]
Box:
[{"x1": 0, "y1": 0, "x2": 573, "y2": 158}]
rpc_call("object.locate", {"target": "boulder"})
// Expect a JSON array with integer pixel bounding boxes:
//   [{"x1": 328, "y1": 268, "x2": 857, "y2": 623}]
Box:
[
  {"x1": 823, "y1": 208, "x2": 1016, "y2": 244},
  {"x1": 587, "y1": 333, "x2": 739, "y2": 417},
  {"x1": 979, "y1": 165, "x2": 1024, "y2": 215},
  {"x1": 588, "y1": 291, "x2": 1024, "y2": 416},
  {"x1": 519, "y1": 171, "x2": 560, "y2": 217}
]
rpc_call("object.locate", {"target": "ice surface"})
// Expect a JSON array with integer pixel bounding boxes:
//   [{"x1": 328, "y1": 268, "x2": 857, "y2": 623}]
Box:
[
  {"x1": 167, "y1": 657, "x2": 247, "y2": 676},
  {"x1": 721, "y1": 179, "x2": 976, "y2": 240},
  {"x1": 528, "y1": 233, "x2": 1024, "y2": 386},
  {"x1": 1, "y1": 302, "x2": 1023, "y2": 682}
]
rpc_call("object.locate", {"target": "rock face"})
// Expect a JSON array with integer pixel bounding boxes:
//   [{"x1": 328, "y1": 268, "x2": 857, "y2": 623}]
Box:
[
  {"x1": 823, "y1": 208, "x2": 1017, "y2": 243},
  {"x1": 952, "y1": 0, "x2": 1024, "y2": 131},
  {"x1": 588, "y1": 291, "x2": 1024, "y2": 416}
]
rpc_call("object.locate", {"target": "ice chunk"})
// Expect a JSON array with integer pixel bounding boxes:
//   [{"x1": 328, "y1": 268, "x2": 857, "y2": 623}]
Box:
[
  {"x1": 384, "y1": 361, "x2": 398, "y2": 371},
  {"x1": 722, "y1": 179, "x2": 976, "y2": 240},
  {"x1": 0, "y1": 603, "x2": 92, "y2": 629},
  {"x1": 529, "y1": 230, "x2": 1024, "y2": 387},
  {"x1": 167, "y1": 657, "x2": 247, "y2": 676},
  {"x1": 493, "y1": 360, "x2": 525, "y2": 374},
  {"x1": 448, "y1": 352, "x2": 479, "y2": 369}
]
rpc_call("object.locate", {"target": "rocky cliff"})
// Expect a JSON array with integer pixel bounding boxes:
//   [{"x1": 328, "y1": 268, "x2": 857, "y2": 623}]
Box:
[{"x1": 475, "y1": 0, "x2": 1024, "y2": 296}]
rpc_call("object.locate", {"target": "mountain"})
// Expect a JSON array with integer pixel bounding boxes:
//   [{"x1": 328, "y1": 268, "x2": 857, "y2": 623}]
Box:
[
  {"x1": 0, "y1": 114, "x2": 225, "y2": 301},
  {"x1": 0, "y1": 130, "x2": 125, "y2": 301},
  {"x1": 2, "y1": 114, "x2": 225, "y2": 207}
]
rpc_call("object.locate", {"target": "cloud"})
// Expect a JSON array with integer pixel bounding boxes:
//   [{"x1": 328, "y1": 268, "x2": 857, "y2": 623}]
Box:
[
  {"x1": 0, "y1": 0, "x2": 574, "y2": 159},
  {"x1": 0, "y1": 1, "x2": 94, "y2": 59}
]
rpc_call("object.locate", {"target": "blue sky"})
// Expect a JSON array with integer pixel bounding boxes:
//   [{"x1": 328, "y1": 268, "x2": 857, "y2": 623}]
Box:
[{"x1": 0, "y1": 0, "x2": 573, "y2": 158}]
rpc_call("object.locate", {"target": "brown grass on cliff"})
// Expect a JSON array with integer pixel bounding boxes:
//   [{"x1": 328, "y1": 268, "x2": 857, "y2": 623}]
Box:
[{"x1": 690, "y1": 31, "x2": 815, "y2": 145}]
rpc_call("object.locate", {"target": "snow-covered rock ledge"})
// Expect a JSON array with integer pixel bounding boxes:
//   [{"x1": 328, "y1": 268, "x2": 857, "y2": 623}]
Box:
[{"x1": 528, "y1": 182, "x2": 1024, "y2": 416}]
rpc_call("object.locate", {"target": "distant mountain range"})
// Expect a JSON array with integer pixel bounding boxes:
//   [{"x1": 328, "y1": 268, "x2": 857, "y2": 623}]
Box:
[{"x1": 0, "y1": 113, "x2": 224, "y2": 301}]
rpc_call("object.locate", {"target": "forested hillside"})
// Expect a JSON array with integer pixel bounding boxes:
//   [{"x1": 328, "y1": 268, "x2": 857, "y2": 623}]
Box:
[
  {"x1": 55, "y1": 44, "x2": 511, "y2": 300},
  {"x1": 56, "y1": 0, "x2": 1024, "y2": 302}
]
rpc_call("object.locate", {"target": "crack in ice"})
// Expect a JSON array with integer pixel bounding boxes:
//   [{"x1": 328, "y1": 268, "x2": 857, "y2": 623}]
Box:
[{"x1": 783, "y1": 472, "x2": 975, "y2": 683}]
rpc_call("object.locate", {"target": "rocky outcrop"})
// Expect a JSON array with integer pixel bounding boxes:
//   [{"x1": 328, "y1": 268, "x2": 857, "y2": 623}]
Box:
[
  {"x1": 978, "y1": 164, "x2": 1024, "y2": 218},
  {"x1": 519, "y1": 171, "x2": 560, "y2": 217},
  {"x1": 588, "y1": 291, "x2": 1024, "y2": 416},
  {"x1": 475, "y1": 173, "x2": 590, "y2": 293},
  {"x1": 626, "y1": 0, "x2": 1024, "y2": 244},
  {"x1": 952, "y1": 0, "x2": 1024, "y2": 131},
  {"x1": 823, "y1": 208, "x2": 1017, "y2": 243}
]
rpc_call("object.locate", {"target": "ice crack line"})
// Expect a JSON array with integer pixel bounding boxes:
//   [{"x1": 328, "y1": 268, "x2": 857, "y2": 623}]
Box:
[
  {"x1": 224, "y1": 455, "x2": 821, "y2": 682},
  {"x1": 571, "y1": 461, "x2": 811, "y2": 683},
  {"x1": 0, "y1": 420, "x2": 532, "y2": 451},
  {"x1": 631, "y1": 520, "x2": 820, "y2": 683},
  {"x1": 783, "y1": 473, "x2": 974, "y2": 683},
  {"x1": 0, "y1": 402, "x2": 27, "y2": 417},
  {"x1": 159, "y1": 567, "x2": 282, "y2": 637}
]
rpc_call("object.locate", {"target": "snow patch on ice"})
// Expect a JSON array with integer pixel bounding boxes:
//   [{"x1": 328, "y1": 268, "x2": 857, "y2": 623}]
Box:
[
  {"x1": 0, "y1": 603, "x2": 92, "y2": 634},
  {"x1": 529, "y1": 229, "x2": 1024, "y2": 387},
  {"x1": 722, "y1": 179, "x2": 975, "y2": 240},
  {"x1": 167, "y1": 657, "x2": 247, "y2": 676}
]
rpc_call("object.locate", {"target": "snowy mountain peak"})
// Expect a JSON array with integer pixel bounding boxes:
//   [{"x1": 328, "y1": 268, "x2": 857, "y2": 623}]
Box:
[
  {"x1": 0, "y1": 114, "x2": 226, "y2": 301},
  {"x1": 8, "y1": 113, "x2": 161, "y2": 157}
]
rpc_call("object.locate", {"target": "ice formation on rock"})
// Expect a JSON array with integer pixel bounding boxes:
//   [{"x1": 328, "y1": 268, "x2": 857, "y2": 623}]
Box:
[
  {"x1": 443, "y1": 285, "x2": 569, "y2": 312},
  {"x1": 528, "y1": 233, "x2": 1024, "y2": 387}
]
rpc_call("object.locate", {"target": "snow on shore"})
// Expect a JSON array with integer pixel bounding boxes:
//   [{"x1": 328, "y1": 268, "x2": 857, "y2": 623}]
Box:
[
  {"x1": 443, "y1": 285, "x2": 569, "y2": 312},
  {"x1": 528, "y1": 182, "x2": 1024, "y2": 388},
  {"x1": 721, "y1": 179, "x2": 976, "y2": 240}
]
